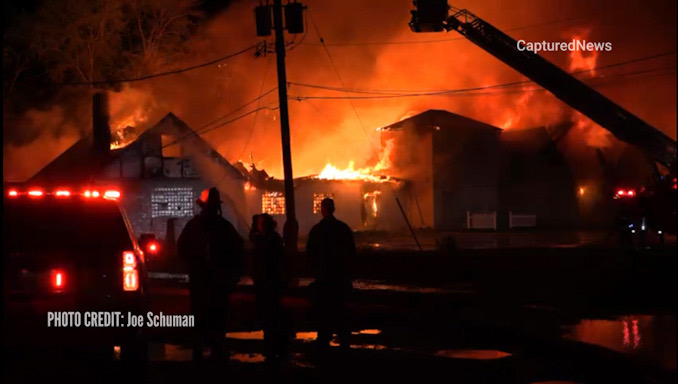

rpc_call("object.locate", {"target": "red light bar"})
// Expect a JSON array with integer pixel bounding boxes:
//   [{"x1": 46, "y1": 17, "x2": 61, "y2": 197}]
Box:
[
  {"x1": 122, "y1": 251, "x2": 139, "y2": 291},
  {"x1": 627, "y1": 190, "x2": 635, "y2": 197},
  {"x1": 28, "y1": 190, "x2": 44, "y2": 197},
  {"x1": 8, "y1": 190, "x2": 19, "y2": 197},
  {"x1": 55, "y1": 190, "x2": 71, "y2": 197},
  {"x1": 51, "y1": 269, "x2": 65, "y2": 290},
  {"x1": 617, "y1": 190, "x2": 625, "y2": 196},
  {"x1": 103, "y1": 190, "x2": 121, "y2": 200}
]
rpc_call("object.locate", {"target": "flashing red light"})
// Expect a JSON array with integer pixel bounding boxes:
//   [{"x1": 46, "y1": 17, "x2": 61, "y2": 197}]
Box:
[
  {"x1": 55, "y1": 190, "x2": 71, "y2": 197},
  {"x1": 148, "y1": 242, "x2": 158, "y2": 253},
  {"x1": 83, "y1": 190, "x2": 92, "y2": 198},
  {"x1": 91, "y1": 190, "x2": 100, "y2": 198},
  {"x1": 627, "y1": 190, "x2": 635, "y2": 197},
  {"x1": 103, "y1": 190, "x2": 121, "y2": 200},
  {"x1": 28, "y1": 189, "x2": 44, "y2": 197},
  {"x1": 8, "y1": 190, "x2": 19, "y2": 197},
  {"x1": 51, "y1": 269, "x2": 65, "y2": 289},
  {"x1": 617, "y1": 190, "x2": 626, "y2": 196},
  {"x1": 122, "y1": 251, "x2": 139, "y2": 291}
]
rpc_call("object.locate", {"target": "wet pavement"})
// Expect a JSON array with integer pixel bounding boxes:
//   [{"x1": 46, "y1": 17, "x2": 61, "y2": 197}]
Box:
[{"x1": 4, "y1": 245, "x2": 676, "y2": 384}]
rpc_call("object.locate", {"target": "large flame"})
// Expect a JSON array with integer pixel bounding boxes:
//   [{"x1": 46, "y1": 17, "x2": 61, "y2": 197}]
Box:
[
  {"x1": 315, "y1": 138, "x2": 394, "y2": 182},
  {"x1": 317, "y1": 161, "x2": 388, "y2": 182}
]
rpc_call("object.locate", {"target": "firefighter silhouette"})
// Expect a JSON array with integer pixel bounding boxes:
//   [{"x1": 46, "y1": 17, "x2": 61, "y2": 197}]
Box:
[
  {"x1": 178, "y1": 187, "x2": 243, "y2": 360},
  {"x1": 306, "y1": 198, "x2": 356, "y2": 350}
]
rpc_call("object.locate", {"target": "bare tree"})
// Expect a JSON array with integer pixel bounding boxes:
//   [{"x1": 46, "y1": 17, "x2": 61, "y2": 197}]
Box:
[
  {"x1": 126, "y1": 0, "x2": 202, "y2": 75},
  {"x1": 31, "y1": 0, "x2": 127, "y2": 90}
]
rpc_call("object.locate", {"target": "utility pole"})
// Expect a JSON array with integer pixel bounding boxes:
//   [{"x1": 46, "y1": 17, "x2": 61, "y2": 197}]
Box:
[{"x1": 255, "y1": 1, "x2": 305, "y2": 253}]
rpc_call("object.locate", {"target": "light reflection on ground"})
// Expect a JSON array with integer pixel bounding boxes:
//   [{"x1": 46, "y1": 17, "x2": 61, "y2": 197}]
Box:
[
  {"x1": 226, "y1": 330, "x2": 264, "y2": 340},
  {"x1": 230, "y1": 353, "x2": 266, "y2": 363},
  {"x1": 562, "y1": 315, "x2": 676, "y2": 370},
  {"x1": 435, "y1": 349, "x2": 512, "y2": 360}
]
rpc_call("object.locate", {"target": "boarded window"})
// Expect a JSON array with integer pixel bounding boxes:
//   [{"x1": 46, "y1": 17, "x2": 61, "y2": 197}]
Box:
[
  {"x1": 313, "y1": 193, "x2": 334, "y2": 214},
  {"x1": 151, "y1": 187, "x2": 194, "y2": 218},
  {"x1": 262, "y1": 192, "x2": 285, "y2": 215}
]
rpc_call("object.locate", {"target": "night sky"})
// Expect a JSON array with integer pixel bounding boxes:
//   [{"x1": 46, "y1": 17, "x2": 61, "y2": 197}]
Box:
[{"x1": 3, "y1": 0, "x2": 676, "y2": 181}]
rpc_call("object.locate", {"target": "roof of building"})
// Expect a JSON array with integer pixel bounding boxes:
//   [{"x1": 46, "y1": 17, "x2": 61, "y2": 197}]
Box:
[
  {"x1": 29, "y1": 112, "x2": 243, "y2": 183},
  {"x1": 379, "y1": 109, "x2": 502, "y2": 133}
]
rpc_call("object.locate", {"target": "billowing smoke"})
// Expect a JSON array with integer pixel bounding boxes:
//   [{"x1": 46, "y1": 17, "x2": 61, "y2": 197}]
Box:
[{"x1": 3, "y1": 0, "x2": 676, "y2": 182}]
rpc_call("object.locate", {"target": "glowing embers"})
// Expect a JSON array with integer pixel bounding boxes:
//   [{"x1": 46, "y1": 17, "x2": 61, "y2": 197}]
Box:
[
  {"x1": 262, "y1": 192, "x2": 285, "y2": 215},
  {"x1": 313, "y1": 193, "x2": 334, "y2": 214}
]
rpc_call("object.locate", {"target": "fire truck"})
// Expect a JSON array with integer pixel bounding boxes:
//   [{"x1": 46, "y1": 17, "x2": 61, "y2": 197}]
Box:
[{"x1": 409, "y1": 1, "x2": 677, "y2": 242}]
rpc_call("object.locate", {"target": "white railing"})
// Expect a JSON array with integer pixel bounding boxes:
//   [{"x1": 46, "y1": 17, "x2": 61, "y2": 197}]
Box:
[
  {"x1": 466, "y1": 211, "x2": 497, "y2": 230},
  {"x1": 509, "y1": 211, "x2": 537, "y2": 228}
]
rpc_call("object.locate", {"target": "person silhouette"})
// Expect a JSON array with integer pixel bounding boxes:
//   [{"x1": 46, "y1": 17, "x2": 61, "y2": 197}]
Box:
[
  {"x1": 306, "y1": 198, "x2": 356, "y2": 350},
  {"x1": 250, "y1": 213, "x2": 289, "y2": 360},
  {"x1": 177, "y1": 187, "x2": 243, "y2": 360}
]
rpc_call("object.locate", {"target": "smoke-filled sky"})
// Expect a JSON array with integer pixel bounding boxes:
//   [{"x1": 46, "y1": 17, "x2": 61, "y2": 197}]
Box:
[{"x1": 3, "y1": 0, "x2": 676, "y2": 181}]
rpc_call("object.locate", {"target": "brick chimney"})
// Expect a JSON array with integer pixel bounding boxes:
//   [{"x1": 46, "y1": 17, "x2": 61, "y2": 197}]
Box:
[{"x1": 92, "y1": 92, "x2": 111, "y2": 154}]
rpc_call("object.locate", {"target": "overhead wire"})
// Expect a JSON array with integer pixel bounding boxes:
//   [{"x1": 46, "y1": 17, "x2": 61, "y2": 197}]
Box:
[{"x1": 52, "y1": 43, "x2": 260, "y2": 86}]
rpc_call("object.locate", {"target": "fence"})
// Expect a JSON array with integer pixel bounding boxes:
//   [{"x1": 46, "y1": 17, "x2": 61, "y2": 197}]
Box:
[{"x1": 466, "y1": 211, "x2": 497, "y2": 230}]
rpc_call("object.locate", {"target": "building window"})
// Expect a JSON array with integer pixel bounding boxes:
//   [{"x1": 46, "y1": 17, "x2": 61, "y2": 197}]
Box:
[
  {"x1": 151, "y1": 187, "x2": 194, "y2": 218},
  {"x1": 261, "y1": 192, "x2": 285, "y2": 215},
  {"x1": 313, "y1": 193, "x2": 334, "y2": 214},
  {"x1": 362, "y1": 191, "x2": 381, "y2": 226},
  {"x1": 262, "y1": 192, "x2": 285, "y2": 215}
]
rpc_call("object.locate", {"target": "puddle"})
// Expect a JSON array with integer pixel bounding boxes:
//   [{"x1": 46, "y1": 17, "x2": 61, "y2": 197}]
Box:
[
  {"x1": 435, "y1": 349, "x2": 512, "y2": 360},
  {"x1": 149, "y1": 343, "x2": 193, "y2": 361},
  {"x1": 350, "y1": 344, "x2": 388, "y2": 350},
  {"x1": 230, "y1": 353, "x2": 266, "y2": 363},
  {"x1": 562, "y1": 315, "x2": 676, "y2": 370},
  {"x1": 226, "y1": 330, "x2": 264, "y2": 340},
  {"x1": 295, "y1": 331, "x2": 318, "y2": 342},
  {"x1": 352, "y1": 329, "x2": 382, "y2": 335}
]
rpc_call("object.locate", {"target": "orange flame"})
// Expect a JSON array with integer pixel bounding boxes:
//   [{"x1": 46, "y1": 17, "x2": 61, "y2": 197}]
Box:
[{"x1": 315, "y1": 139, "x2": 394, "y2": 182}]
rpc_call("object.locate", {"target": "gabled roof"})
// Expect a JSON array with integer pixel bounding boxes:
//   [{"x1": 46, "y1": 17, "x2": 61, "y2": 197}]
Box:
[
  {"x1": 30, "y1": 112, "x2": 243, "y2": 183},
  {"x1": 379, "y1": 109, "x2": 502, "y2": 133}
]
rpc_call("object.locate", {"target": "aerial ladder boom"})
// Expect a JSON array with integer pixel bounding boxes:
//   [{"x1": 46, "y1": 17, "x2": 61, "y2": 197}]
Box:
[{"x1": 410, "y1": 3, "x2": 677, "y2": 169}]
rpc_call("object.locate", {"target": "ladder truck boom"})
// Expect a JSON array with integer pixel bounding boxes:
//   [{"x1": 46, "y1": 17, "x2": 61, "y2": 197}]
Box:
[{"x1": 409, "y1": 4, "x2": 676, "y2": 168}]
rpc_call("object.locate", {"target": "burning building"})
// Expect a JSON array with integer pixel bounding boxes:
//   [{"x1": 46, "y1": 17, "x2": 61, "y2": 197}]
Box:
[
  {"x1": 29, "y1": 97, "x2": 250, "y2": 255},
  {"x1": 239, "y1": 165, "x2": 410, "y2": 236},
  {"x1": 379, "y1": 109, "x2": 580, "y2": 230},
  {"x1": 380, "y1": 109, "x2": 501, "y2": 230}
]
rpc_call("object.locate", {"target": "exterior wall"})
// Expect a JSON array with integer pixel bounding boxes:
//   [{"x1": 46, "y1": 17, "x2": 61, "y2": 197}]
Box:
[
  {"x1": 498, "y1": 132, "x2": 578, "y2": 229},
  {"x1": 96, "y1": 178, "x2": 246, "y2": 241},
  {"x1": 381, "y1": 129, "x2": 433, "y2": 228},
  {"x1": 432, "y1": 127, "x2": 500, "y2": 229}
]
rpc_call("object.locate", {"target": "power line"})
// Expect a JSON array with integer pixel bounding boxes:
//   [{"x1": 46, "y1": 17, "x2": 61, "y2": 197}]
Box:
[
  {"x1": 54, "y1": 44, "x2": 260, "y2": 86},
  {"x1": 289, "y1": 67, "x2": 675, "y2": 101},
  {"x1": 236, "y1": 56, "x2": 274, "y2": 162},
  {"x1": 307, "y1": 11, "x2": 378, "y2": 153},
  {"x1": 162, "y1": 105, "x2": 279, "y2": 149},
  {"x1": 161, "y1": 87, "x2": 278, "y2": 149},
  {"x1": 301, "y1": 15, "x2": 588, "y2": 47},
  {"x1": 287, "y1": 50, "x2": 676, "y2": 100}
]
